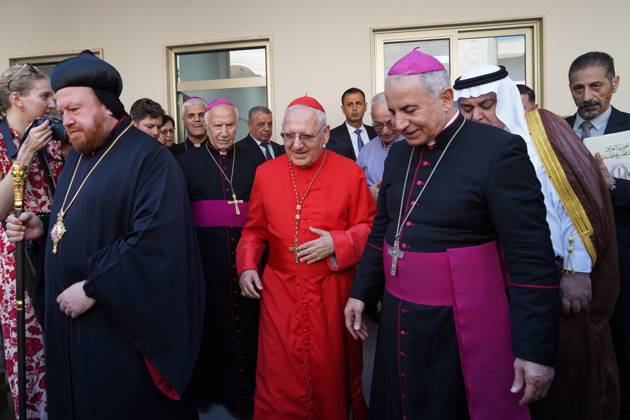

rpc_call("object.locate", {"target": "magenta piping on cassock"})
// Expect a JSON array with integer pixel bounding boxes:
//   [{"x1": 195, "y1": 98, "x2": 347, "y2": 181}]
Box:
[{"x1": 384, "y1": 240, "x2": 531, "y2": 420}]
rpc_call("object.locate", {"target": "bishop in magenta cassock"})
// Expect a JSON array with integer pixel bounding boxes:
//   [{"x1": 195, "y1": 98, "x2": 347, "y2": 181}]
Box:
[
  {"x1": 236, "y1": 96, "x2": 375, "y2": 419},
  {"x1": 345, "y1": 49, "x2": 561, "y2": 420},
  {"x1": 177, "y1": 98, "x2": 263, "y2": 417}
]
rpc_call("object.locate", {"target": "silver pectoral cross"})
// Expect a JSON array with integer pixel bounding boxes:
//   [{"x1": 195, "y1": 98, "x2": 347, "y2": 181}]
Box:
[
  {"x1": 388, "y1": 240, "x2": 404, "y2": 276},
  {"x1": 228, "y1": 193, "x2": 244, "y2": 215}
]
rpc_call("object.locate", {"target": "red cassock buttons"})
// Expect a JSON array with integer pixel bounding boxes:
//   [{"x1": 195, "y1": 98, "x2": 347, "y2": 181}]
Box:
[{"x1": 416, "y1": 180, "x2": 424, "y2": 186}]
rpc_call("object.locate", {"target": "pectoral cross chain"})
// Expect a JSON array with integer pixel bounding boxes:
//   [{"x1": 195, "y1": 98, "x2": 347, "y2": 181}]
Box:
[
  {"x1": 388, "y1": 240, "x2": 405, "y2": 276},
  {"x1": 228, "y1": 193, "x2": 244, "y2": 215},
  {"x1": 288, "y1": 204, "x2": 302, "y2": 263}
]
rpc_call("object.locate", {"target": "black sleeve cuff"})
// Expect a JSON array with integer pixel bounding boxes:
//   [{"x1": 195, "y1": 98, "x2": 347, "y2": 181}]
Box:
[
  {"x1": 83, "y1": 279, "x2": 98, "y2": 300},
  {"x1": 508, "y1": 286, "x2": 560, "y2": 367}
]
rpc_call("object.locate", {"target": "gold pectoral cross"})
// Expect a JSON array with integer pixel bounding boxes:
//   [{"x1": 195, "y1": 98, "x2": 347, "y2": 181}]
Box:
[
  {"x1": 288, "y1": 239, "x2": 300, "y2": 264},
  {"x1": 50, "y1": 210, "x2": 67, "y2": 254},
  {"x1": 228, "y1": 193, "x2": 244, "y2": 215},
  {"x1": 388, "y1": 240, "x2": 404, "y2": 276}
]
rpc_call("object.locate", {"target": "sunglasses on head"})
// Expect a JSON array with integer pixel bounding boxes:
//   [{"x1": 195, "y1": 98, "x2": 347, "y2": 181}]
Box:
[{"x1": 7, "y1": 63, "x2": 37, "y2": 92}]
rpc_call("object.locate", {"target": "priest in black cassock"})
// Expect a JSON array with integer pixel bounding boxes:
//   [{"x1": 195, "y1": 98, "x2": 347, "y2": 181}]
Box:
[
  {"x1": 8, "y1": 51, "x2": 204, "y2": 420},
  {"x1": 344, "y1": 48, "x2": 561, "y2": 420},
  {"x1": 177, "y1": 98, "x2": 263, "y2": 417},
  {"x1": 171, "y1": 97, "x2": 209, "y2": 156}
]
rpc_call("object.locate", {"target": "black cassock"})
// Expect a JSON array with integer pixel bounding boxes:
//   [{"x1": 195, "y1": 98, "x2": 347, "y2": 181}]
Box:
[
  {"x1": 351, "y1": 114, "x2": 560, "y2": 420},
  {"x1": 45, "y1": 120, "x2": 204, "y2": 420},
  {"x1": 177, "y1": 141, "x2": 262, "y2": 417}
]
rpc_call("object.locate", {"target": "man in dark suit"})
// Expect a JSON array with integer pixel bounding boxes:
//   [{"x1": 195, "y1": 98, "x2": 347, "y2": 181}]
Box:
[
  {"x1": 567, "y1": 51, "x2": 630, "y2": 420},
  {"x1": 238, "y1": 106, "x2": 285, "y2": 164},
  {"x1": 326, "y1": 87, "x2": 377, "y2": 160}
]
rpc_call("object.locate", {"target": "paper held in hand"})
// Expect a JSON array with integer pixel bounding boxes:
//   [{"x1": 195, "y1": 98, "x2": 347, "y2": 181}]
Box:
[{"x1": 584, "y1": 130, "x2": 630, "y2": 180}]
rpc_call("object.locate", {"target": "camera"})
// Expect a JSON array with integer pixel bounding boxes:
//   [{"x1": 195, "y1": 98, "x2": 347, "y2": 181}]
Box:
[{"x1": 26, "y1": 117, "x2": 68, "y2": 143}]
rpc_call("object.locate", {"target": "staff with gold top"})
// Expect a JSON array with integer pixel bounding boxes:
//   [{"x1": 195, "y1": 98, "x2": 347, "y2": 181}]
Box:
[{"x1": 10, "y1": 162, "x2": 27, "y2": 420}]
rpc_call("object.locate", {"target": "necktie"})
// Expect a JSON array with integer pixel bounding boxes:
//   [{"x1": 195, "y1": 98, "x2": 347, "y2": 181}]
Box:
[
  {"x1": 354, "y1": 128, "x2": 365, "y2": 152},
  {"x1": 261, "y1": 142, "x2": 272, "y2": 160},
  {"x1": 580, "y1": 120, "x2": 594, "y2": 140}
]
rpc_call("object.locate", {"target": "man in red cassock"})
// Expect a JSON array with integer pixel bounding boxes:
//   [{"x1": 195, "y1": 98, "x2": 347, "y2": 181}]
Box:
[{"x1": 237, "y1": 96, "x2": 375, "y2": 419}]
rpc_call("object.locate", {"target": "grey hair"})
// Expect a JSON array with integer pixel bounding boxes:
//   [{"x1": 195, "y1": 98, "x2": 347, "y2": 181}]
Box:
[
  {"x1": 182, "y1": 97, "x2": 207, "y2": 113},
  {"x1": 285, "y1": 104, "x2": 327, "y2": 128},
  {"x1": 371, "y1": 92, "x2": 386, "y2": 110},
  {"x1": 204, "y1": 104, "x2": 239, "y2": 123},
  {"x1": 388, "y1": 70, "x2": 451, "y2": 99},
  {"x1": 0, "y1": 64, "x2": 47, "y2": 116},
  {"x1": 248, "y1": 105, "x2": 272, "y2": 123}
]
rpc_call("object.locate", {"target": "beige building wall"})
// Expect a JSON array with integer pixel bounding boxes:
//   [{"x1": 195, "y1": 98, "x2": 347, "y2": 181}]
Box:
[{"x1": 1, "y1": 0, "x2": 629, "y2": 129}]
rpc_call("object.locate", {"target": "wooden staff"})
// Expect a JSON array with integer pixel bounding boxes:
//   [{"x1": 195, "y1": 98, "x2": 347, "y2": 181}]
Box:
[{"x1": 11, "y1": 162, "x2": 28, "y2": 420}]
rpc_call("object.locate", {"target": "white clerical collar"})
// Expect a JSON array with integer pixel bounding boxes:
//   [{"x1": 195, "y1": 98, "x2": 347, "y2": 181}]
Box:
[{"x1": 443, "y1": 109, "x2": 460, "y2": 130}]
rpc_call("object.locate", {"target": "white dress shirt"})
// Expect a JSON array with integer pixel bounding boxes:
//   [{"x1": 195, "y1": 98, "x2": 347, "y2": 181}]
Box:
[{"x1": 345, "y1": 122, "x2": 370, "y2": 158}]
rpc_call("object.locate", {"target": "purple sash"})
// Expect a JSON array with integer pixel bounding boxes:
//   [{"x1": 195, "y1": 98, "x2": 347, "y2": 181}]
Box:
[
  {"x1": 191, "y1": 200, "x2": 249, "y2": 227},
  {"x1": 384, "y1": 241, "x2": 530, "y2": 420}
]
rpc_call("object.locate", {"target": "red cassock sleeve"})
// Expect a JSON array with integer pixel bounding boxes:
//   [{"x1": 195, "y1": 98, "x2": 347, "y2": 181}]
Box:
[
  {"x1": 327, "y1": 169, "x2": 376, "y2": 271},
  {"x1": 237, "y1": 174, "x2": 269, "y2": 275}
]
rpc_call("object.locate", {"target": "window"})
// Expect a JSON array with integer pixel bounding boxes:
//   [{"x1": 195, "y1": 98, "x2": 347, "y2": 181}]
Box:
[
  {"x1": 373, "y1": 18, "x2": 542, "y2": 104},
  {"x1": 10, "y1": 49, "x2": 104, "y2": 76},
  {"x1": 166, "y1": 39, "x2": 272, "y2": 142}
]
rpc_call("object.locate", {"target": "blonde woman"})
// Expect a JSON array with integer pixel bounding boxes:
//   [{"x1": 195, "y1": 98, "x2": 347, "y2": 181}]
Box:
[{"x1": 0, "y1": 63, "x2": 64, "y2": 419}]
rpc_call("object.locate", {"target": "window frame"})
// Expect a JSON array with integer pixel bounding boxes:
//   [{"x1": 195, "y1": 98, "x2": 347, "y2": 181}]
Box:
[
  {"x1": 9, "y1": 48, "x2": 104, "y2": 69},
  {"x1": 371, "y1": 18, "x2": 543, "y2": 105},
  {"x1": 165, "y1": 37, "x2": 273, "y2": 143}
]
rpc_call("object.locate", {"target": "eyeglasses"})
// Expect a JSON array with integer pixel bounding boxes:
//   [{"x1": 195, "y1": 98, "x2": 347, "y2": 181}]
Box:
[
  {"x1": 160, "y1": 128, "x2": 175, "y2": 135},
  {"x1": 280, "y1": 125, "x2": 325, "y2": 144},
  {"x1": 373, "y1": 121, "x2": 394, "y2": 131},
  {"x1": 7, "y1": 63, "x2": 37, "y2": 92}
]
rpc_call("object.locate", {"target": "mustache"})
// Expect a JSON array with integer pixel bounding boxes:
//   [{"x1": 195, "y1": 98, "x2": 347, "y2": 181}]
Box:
[{"x1": 578, "y1": 100, "x2": 602, "y2": 109}]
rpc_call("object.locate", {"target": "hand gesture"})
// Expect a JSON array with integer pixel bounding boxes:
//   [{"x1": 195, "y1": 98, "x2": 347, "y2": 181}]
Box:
[
  {"x1": 239, "y1": 269, "x2": 263, "y2": 299},
  {"x1": 57, "y1": 280, "x2": 97, "y2": 318},
  {"x1": 344, "y1": 298, "x2": 369, "y2": 340},
  {"x1": 297, "y1": 226, "x2": 334, "y2": 264},
  {"x1": 511, "y1": 358, "x2": 554, "y2": 405},
  {"x1": 5, "y1": 211, "x2": 44, "y2": 243},
  {"x1": 17, "y1": 120, "x2": 51, "y2": 164},
  {"x1": 560, "y1": 271, "x2": 592, "y2": 314}
]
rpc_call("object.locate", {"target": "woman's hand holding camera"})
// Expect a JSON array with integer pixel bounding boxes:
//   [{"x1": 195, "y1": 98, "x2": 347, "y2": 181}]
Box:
[{"x1": 16, "y1": 120, "x2": 52, "y2": 165}]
